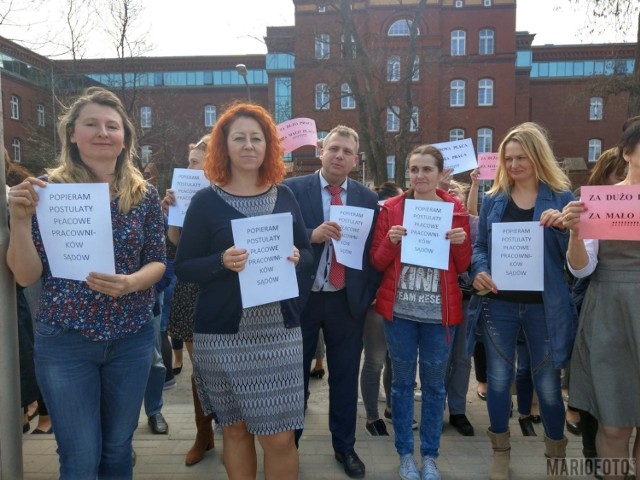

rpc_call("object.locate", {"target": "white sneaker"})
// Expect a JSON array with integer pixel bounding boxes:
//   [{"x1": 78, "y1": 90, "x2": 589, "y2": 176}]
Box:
[
  {"x1": 421, "y1": 456, "x2": 441, "y2": 480},
  {"x1": 399, "y1": 454, "x2": 420, "y2": 480}
]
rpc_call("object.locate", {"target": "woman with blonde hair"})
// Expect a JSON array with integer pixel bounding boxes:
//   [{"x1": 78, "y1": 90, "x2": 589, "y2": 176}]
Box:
[
  {"x1": 7, "y1": 87, "x2": 166, "y2": 479},
  {"x1": 470, "y1": 122, "x2": 577, "y2": 479}
]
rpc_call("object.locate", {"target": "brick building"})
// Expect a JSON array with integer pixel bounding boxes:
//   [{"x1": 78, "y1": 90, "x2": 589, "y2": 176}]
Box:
[{"x1": 1, "y1": 0, "x2": 636, "y2": 189}]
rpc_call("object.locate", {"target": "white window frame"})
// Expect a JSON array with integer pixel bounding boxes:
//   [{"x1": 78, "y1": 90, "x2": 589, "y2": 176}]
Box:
[
  {"x1": 455, "y1": 0, "x2": 463, "y2": 8},
  {"x1": 387, "y1": 106, "x2": 400, "y2": 132},
  {"x1": 588, "y1": 139, "x2": 602, "y2": 162},
  {"x1": 141, "y1": 145, "x2": 152, "y2": 166},
  {"x1": 10, "y1": 95, "x2": 20, "y2": 120},
  {"x1": 477, "y1": 128, "x2": 493, "y2": 154},
  {"x1": 478, "y1": 78, "x2": 494, "y2": 106},
  {"x1": 341, "y1": 83, "x2": 356, "y2": 110},
  {"x1": 315, "y1": 83, "x2": 330, "y2": 110},
  {"x1": 315, "y1": 34, "x2": 330, "y2": 60},
  {"x1": 449, "y1": 128, "x2": 465, "y2": 142},
  {"x1": 484, "y1": 0, "x2": 492, "y2": 6},
  {"x1": 590, "y1": 97, "x2": 603, "y2": 120},
  {"x1": 140, "y1": 106, "x2": 152, "y2": 129},
  {"x1": 451, "y1": 30, "x2": 466, "y2": 56},
  {"x1": 450, "y1": 80, "x2": 465, "y2": 107},
  {"x1": 386, "y1": 155, "x2": 396, "y2": 180},
  {"x1": 204, "y1": 104, "x2": 216, "y2": 127},
  {"x1": 387, "y1": 55, "x2": 401, "y2": 82},
  {"x1": 411, "y1": 57, "x2": 420, "y2": 81},
  {"x1": 341, "y1": 34, "x2": 357, "y2": 59},
  {"x1": 37, "y1": 104, "x2": 46, "y2": 126},
  {"x1": 479, "y1": 29, "x2": 495, "y2": 55},
  {"x1": 410, "y1": 106, "x2": 419, "y2": 132},
  {"x1": 388, "y1": 19, "x2": 418, "y2": 37},
  {"x1": 318, "y1": 5, "x2": 326, "y2": 12},
  {"x1": 12, "y1": 138, "x2": 22, "y2": 162}
]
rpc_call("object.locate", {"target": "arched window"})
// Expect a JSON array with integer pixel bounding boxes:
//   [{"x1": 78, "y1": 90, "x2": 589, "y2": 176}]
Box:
[
  {"x1": 450, "y1": 80, "x2": 465, "y2": 107},
  {"x1": 588, "y1": 139, "x2": 602, "y2": 161},
  {"x1": 315, "y1": 34, "x2": 330, "y2": 59},
  {"x1": 479, "y1": 29, "x2": 495, "y2": 55},
  {"x1": 451, "y1": 30, "x2": 466, "y2": 56},
  {"x1": 387, "y1": 55, "x2": 401, "y2": 82},
  {"x1": 315, "y1": 83, "x2": 330, "y2": 110},
  {"x1": 478, "y1": 78, "x2": 494, "y2": 106},
  {"x1": 341, "y1": 83, "x2": 356, "y2": 109},
  {"x1": 449, "y1": 128, "x2": 465, "y2": 142},
  {"x1": 477, "y1": 128, "x2": 493, "y2": 153},
  {"x1": 204, "y1": 105, "x2": 217, "y2": 127},
  {"x1": 387, "y1": 19, "x2": 419, "y2": 36}
]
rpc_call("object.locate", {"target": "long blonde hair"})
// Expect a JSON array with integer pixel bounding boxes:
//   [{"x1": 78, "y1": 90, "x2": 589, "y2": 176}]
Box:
[
  {"x1": 48, "y1": 87, "x2": 146, "y2": 213},
  {"x1": 488, "y1": 122, "x2": 571, "y2": 195}
]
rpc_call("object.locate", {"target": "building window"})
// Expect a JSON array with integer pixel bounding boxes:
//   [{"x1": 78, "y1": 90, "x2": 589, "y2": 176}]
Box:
[
  {"x1": 37, "y1": 104, "x2": 46, "y2": 126},
  {"x1": 315, "y1": 83, "x2": 330, "y2": 110},
  {"x1": 141, "y1": 145, "x2": 152, "y2": 166},
  {"x1": 387, "y1": 106, "x2": 400, "y2": 132},
  {"x1": 477, "y1": 128, "x2": 493, "y2": 153},
  {"x1": 387, "y1": 55, "x2": 401, "y2": 82},
  {"x1": 341, "y1": 83, "x2": 356, "y2": 109},
  {"x1": 484, "y1": 0, "x2": 492, "y2": 6},
  {"x1": 455, "y1": 0, "x2": 463, "y2": 8},
  {"x1": 140, "y1": 106, "x2": 152, "y2": 128},
  {"x1": 590, "y1": 97, "x2": 603, "y2": 120},
  {"x1": 411, "y1": 57, "x2": 420, "y2": 81},
  {"x1": 410, "y1": 106, "x2": 419, "y2": 132},
  {"x1": 451, "y1": 30, "x2": 466, "y2": 56},
  {"x1": 10, "y1": 95, "x2": 20, "y2": 120},
  {"x1": 388, "y1": 19, "x2": 418, "y2": 36},
  {"x1": 588, "y1": 139, "x2": 602, "y2": 161},
  {"x1": 341, "y1": 34, "x2": 357, "y2": 59},
  {"x1": 204, "y1": 105, "x2": 216, "y2": 127},
  {"x1": 386, "y1": 156, "x2": 396, "y2": 180},
  {"x1": 318, "y1": 4, "x2": 326, "y2": 12},
  {"x1": 11, "y1": 138, "x2": 22, "y2": 162},
  {"x1": 449, "y1": 128, "x2": 465, "y2": 141},
  {"x1": 479, "y1": 29, "x2": 495, "y2": 55},
  {"x1": 450, "y1": 80, "x2": 465, "y2": 107},
  {"x1": 478, "y1": 78, "x2": 494, "y2": 106},
  {"x1": 315, "y1": 34, "x2": 330, "y2": 59}
]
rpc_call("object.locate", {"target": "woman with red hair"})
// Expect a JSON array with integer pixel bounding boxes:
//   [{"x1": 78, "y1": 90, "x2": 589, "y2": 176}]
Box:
[{"x1": 174, "y1": 103, "x2": 312, "y2": 479}]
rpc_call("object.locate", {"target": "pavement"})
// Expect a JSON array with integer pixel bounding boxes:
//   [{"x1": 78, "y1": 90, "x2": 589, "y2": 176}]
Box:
[{"x1": 22, "y1": 357, "x2": 594, "y2": 479}]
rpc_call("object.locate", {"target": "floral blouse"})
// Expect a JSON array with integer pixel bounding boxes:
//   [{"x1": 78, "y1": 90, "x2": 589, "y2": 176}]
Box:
[{"x1": 32, "y1": 184, "x2": 166, "y2": 340}]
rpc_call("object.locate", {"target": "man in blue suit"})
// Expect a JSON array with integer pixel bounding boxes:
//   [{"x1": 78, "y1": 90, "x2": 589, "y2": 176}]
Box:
[{"x1": 284, "y1": 125, "x2": 380, "y2": 478}]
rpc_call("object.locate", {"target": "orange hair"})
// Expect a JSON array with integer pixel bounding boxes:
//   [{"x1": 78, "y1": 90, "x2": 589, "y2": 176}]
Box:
[{"x1": 204, "y1": 103, "x2": 285, "y2": 186}]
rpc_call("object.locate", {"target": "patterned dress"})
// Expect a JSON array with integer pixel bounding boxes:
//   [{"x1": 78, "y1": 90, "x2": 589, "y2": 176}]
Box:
[{"x1": 192, "y1": 186, "x2": 304, "y2": 435}]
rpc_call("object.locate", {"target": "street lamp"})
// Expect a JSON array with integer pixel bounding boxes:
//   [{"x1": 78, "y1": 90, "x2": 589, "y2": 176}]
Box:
[{"x1": 235, "y1": 63, "x2": 251, "y2": 102}]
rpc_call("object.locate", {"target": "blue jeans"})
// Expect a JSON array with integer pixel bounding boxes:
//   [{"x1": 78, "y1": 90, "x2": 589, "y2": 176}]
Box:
[
  {"x1": 35, "y1": 321, "x2": 154, "y2": 479},
  {"x1": 384, "y1": 317, "x2": 453, "y2": 457},
  {"x1": 144, "y1": 291, "x2": 166, "y2": 417},
  {"x1": 481, "y1": 299, "x2": 564, "y2": 439},
  {"x1": 516, "y1": 336, "x2": 535, "y2": 416}
]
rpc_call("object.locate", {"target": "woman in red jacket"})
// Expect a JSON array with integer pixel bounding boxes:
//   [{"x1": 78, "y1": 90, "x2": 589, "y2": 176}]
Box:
[{"x1": 370, "y1": 145, "x2": 471, "y2": 480}]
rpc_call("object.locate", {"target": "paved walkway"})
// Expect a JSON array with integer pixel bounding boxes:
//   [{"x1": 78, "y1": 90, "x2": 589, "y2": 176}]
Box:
[{"x1": 22, "y1": 357, "x2": 592, "y2": 479}]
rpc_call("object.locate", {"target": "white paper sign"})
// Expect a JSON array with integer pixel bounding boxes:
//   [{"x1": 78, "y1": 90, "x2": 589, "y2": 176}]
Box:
[
  {"x1": 329, "y1": 205, "x2": 374, "y2": 270},
  {"x1": 231, "y1": 213, "x2": 299, "y2": 308},
  {"x1": 491, "y1": 221, "x2": 544, "y2": 291},
  {"x1": 35, "y1": 183, "x2": 115, "y2": 281},
  {"x1": 168, "y1": 168, "x2": 210, "y2": 227},
  {"x1": 400, "y1": 199, "x2": 454, "y2": 270},
  {"x1": 431, "y1": 138, "x2": 478, "y2": 175}
]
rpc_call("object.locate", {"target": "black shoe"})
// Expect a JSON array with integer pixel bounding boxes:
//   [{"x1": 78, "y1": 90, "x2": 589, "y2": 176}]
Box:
[
  {"x1": 566, "y1": 419, "x2": 582, "y2": 436},
  {"x1": 531, "y1": 414, "x2": 542, "y2": 424},
  {"x1": 365, "y1": 418, "x2": 389, "y2": 436},
  {"x1": 335, "y1": 449, "x2": 365, "y2": 478},
  {"x1": 310, "y1": 368, "x2": 325, "y2": 379},
  {"x1": 476, "y1": 389, "x2": 487, "y2": 401},
  {"x1": 172, "y1": 365, "x2": 182, "y2": 375},
  {"x1": 148, "y1": 413, "x2": 169, "y2": 434},
  {"x1": 449, "y1": 414, "x2": 475, "y2": 436},
  {"x1": 518, "y1": 416, "x2": 537, "y2": 436},
  {"x1": 132, "y1": 448, "x2": 137, "y2": 467}
]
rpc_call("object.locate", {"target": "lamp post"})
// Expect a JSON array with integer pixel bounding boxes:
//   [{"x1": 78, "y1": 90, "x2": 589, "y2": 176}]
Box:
[
  {"x1": 359, "y1": 151, "x2": 366, "y2": 184},
  {"x1": 235, "y1": 64, "x2": 251, "y2": 102}
]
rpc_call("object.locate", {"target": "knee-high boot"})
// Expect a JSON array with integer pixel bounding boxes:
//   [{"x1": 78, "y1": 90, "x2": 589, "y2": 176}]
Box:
[
  {"x1": 544, "y1": 435, "x2": 568, "y2": 479},
  {"x1": 185, "y1": 376, "x2": 215, "y2": 466},
  {"x1": 487, "y1": 428, "x2": 511, "y2": 480}
]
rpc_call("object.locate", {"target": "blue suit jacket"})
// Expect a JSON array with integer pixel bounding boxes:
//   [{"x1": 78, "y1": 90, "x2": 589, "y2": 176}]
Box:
[{"x1": 284, "y1": 173, "x2": 381, "y2": 320}]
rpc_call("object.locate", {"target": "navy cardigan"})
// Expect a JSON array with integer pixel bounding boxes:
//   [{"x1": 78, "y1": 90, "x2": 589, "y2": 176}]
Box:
[{"x1": 174, "y1": 184, "x2": 313, "y2": 334}]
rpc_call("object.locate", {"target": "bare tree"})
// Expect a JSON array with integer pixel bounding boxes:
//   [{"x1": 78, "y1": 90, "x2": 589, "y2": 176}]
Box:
[{"x1": 566, "y1": 0, "x2": 640, "y2": 116}]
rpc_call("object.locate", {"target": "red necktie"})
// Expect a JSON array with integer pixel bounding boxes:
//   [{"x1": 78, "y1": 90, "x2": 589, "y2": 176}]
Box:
[{"x1": 326, "y1": 185, "x2": 345, "y2": 289}]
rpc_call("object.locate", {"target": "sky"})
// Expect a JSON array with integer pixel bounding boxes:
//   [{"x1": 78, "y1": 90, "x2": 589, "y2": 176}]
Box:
[{"x1": 1, "y1": 0, "x2": 637, "y2": 59}]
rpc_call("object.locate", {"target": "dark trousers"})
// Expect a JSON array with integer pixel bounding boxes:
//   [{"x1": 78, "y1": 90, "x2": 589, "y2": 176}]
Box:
[{"x1": 296, "y1": 290, "x2": 364, "y2": 453}]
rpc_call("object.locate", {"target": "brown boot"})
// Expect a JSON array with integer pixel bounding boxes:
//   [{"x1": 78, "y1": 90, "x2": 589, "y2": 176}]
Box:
[
  {"x1": 487, "y1": 428, "x2": 510, "y2": 480},
  {"x1": 185, "y1": 376, "x2": 215, "y2": 466},
  {"x1": 544, "y1": 436, "x2": 568, "y2": 479}
]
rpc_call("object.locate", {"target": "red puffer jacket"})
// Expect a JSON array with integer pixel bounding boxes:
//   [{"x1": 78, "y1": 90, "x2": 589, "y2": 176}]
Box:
[{"x1": 369, "y1": 189, "x2": 471, "y2": 328}]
